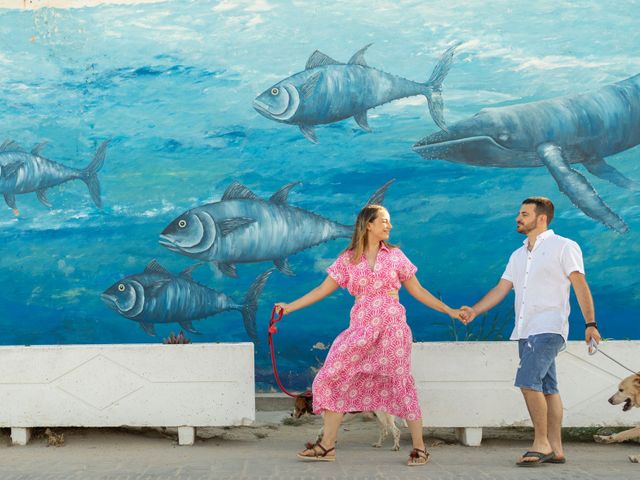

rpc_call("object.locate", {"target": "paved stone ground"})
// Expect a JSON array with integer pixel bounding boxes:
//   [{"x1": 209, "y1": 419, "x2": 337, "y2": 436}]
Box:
[{"x1": 0, "y1": 412, "x2": 638, "y2": 480}]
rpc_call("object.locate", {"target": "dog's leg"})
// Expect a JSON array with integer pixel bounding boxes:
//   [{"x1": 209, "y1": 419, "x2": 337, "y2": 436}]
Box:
[
  {"x1": 629, "y1": 454, "x2": 639, "y2": 463},
  {"x1": 389, "y1": 416, "x2": 401, "y2": 451},
  {"x1": 371, "y1": 411, "x2": 388, "y2": 448},
  {"x1": 594, "y1": 427, "x2": 640, "y2": 444}
]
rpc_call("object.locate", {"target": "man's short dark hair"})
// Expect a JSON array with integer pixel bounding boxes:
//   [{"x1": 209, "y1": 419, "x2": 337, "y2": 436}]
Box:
[{"x1": 522, "y1": 197, "x2": 554, "y2": 225}]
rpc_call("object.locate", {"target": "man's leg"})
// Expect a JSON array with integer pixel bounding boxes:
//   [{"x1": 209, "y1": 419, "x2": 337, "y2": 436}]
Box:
[
  {"x1": 520, "y1": 388, "x2": 553, "y2": 462},
  {"x1": 546, "y1": 393, "x2": 564, "y2": 459}
]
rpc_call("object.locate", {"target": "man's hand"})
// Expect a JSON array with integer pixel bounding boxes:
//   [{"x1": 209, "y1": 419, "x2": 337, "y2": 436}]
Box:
[{"x1": 586, "y1": 325, "x2": 601, "y2": 345}]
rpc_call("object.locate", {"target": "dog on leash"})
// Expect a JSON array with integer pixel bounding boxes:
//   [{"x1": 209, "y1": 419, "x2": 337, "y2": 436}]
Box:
[
  {"x1": 593, "y1": 372, "x2": 640, "y2": 463},
  {"x1": 293, "y1": 394, "x2": 403, "y2": 451}
]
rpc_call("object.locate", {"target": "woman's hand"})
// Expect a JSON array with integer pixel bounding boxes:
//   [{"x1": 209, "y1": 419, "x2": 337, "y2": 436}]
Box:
[
  {"x1": 274, "y1": 302, "x2": 290, "y2": 315},
  {"x1": 447, "y1": 307, "x2": 469, "y2": 323}
]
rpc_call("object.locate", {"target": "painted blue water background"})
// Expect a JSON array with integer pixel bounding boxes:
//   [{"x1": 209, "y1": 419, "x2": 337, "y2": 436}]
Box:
[{"x1": 0, "y1": 0, "x2": 638, "y2": 390}]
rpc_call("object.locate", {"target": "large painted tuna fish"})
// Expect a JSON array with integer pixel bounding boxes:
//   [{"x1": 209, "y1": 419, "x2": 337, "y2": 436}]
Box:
[
  {"x1": 0, "y1": 140, "x2": 108, "y2": 215},
  {"x1": 159, "y1": 180, "x2": 393, "y2": 277},
  {"x1": 101, "y1": 260, "x2": 273, "y2": 341},
  {"x1": 253, "y1": 43, "x2": 460, "y2": 143},
  {"x1": 413, "y1": 74, "x2": 640, "y2": 233}
]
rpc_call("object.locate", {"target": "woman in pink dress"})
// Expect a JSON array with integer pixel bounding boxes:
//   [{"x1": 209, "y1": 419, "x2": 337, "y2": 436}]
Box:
[{"x1": 274, "y1": 204, "x2": 464, "y2": 466}]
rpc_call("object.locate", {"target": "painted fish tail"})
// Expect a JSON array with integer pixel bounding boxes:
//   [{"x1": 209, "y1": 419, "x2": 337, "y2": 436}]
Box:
[
  {"x1": 423, "y1": 42, "x2": 461, "y2": 132},
  {"x1": 81, "y1": 140, "x2": 109, "y2": 208},
  {"x1": 365, "y1": 179, "x2": 395, "y2": 207},
  {"x1": 241, "y1": 268, "x2": 275, "y2": 343}
]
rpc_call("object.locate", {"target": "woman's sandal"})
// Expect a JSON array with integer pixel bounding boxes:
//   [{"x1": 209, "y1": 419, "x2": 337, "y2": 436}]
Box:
[
  {"x1": 407, "y1": 447, "x2": 430, "y2": 466},
  {"x1": 297, "y1": 441, "x2": 336, "y2": 462}
]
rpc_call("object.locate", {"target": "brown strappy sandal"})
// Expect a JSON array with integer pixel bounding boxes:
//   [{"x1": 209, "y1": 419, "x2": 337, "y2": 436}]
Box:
[
  {"x1": 407, "y1": 447, "x2": 430, "y2": 466},
  {"x1": 297, "y1": 441, "x2": 336, "y2": 462}
]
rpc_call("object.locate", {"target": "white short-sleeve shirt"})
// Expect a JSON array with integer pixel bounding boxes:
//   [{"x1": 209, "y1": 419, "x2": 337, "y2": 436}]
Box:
[{"x1": 501, "y1": 229, "x2": 584, "y2": 341}]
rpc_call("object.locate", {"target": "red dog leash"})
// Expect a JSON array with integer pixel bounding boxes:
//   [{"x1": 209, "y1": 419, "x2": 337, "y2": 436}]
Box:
[{"x1": 268, "y1": 306, "x2": 312, "y2": 399}]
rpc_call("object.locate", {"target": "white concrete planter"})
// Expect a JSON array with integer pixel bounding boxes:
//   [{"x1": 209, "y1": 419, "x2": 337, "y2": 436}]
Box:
[
  {"x1": 412, "y1": 341, "x2": 639, "y2": 446},
  {"x1": 0, "y1": 343, "x2": 254, "y2": 446}
]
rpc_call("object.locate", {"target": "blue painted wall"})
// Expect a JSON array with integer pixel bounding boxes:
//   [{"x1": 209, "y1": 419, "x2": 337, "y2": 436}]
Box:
[{"x1": 0, "y1": 1, "x2": 638, "y2": 391}]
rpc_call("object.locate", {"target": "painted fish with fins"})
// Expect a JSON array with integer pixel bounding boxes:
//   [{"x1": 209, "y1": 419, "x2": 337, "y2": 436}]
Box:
[
  {"x1": 159, "y1": 179, "x2": 394, "y2": 277},
  {"x1": 253, "y1": 43, "x2": 460, "y2": 143},
  {"x1": 413, "y1": 74, "x2": 640, "y2": 233},
  {"x1": 0, "y1": 140, "x2": 108, "y2": 216},
  {"x1": 101, "y1": 261, "x2": 273, "y2": 342}
]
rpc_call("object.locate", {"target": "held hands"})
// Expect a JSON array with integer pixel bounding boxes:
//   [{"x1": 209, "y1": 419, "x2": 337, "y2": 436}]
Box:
[{"x1": 457, "y1": 306, "x2": 477, "y2": 325}]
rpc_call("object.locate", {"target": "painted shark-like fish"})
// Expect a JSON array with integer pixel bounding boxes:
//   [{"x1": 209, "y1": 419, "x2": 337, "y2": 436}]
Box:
[
  {"x1": 413, "y1": 74, "x2": 640, "y2": 233},
  {"x1": 253, "y1": 43, "x2": 460, "y2": 143},
  {"x1": 0, "y1": 140, "x2": 108, "y2": 215},
  {"x1": 101, "y1": 260, "x2": 273, "y2": 341},
  {"x1": 158, "y1": 180, "x2": 394, "y2": 277}
]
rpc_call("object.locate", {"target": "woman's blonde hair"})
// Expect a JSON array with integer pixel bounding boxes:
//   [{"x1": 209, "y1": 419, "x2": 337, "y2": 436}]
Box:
[{"x1": 346, "y1": 204, "x2": 394, "y2": 264}]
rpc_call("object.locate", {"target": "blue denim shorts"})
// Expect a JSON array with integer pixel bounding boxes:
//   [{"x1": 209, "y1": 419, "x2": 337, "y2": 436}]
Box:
[{"x1": 515, "y1": 333, "x2": 565, "y2": 395}]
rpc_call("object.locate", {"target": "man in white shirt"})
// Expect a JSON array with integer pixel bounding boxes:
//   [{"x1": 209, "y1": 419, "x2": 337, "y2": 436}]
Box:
[{"x1": 461, "y1": 197, "x2": 601, "y2": 467}]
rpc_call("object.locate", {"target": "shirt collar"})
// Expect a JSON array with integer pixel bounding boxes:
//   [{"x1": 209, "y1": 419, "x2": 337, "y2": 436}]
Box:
[
  {"x1": 522, "y1": 229, "x2": 554, "y2": 249},
  {"x1": 379, "y1": 242, "x2": 390, "y2": 253}
]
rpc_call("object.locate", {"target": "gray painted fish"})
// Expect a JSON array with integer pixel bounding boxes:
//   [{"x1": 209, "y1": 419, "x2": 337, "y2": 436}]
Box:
[
  {"x1": 101, "y1": 260, "x2": 273, "y2": 341},
  {"x1": 253, "y1": 43, "x2": 460, "y2": 143},
  {"x1": 0, "y1": 140, "x2": 108, "y2": 215},
  {"x1": 413, "y1": 74, "x2": 640, "y2": 233},
  {"x1": 159, "y1": 180, "x2": 393, "y2": 277}
]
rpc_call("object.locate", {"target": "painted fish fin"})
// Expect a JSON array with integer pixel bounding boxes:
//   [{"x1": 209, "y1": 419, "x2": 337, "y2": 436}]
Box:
[
  {"x1": 353, "y1": 111, "x2": 372, "y2": 132},
  {"x1": 299, "y1": 125, "x2": 318, "y2": 144},
  {"x1": 36, "y1": 189, "x2": 51, "y2": 208},
  {"x1": 31, "y1": 142, "x2": 47, "y2": 156},
  {"x1": 241, "y1": 268, "x2": 275, "y2": 342},
  {"x1": 139, "y1": 322, "x2": 157, "y2": 336},
  {"x1": 218, "y1": 217, "x2": 255, "y2": 236},
  {"x1": 217, "y1": 262, "x2": 238, "y2": 278},
  {"x1": 365, "y1": 179, "x2": 395, "y2": 206},
  {"x1": 348, "y1": 43, "x2": 372, "y2": 66},
  {"x1": 179, "y1": 321, "x2": 201, "y2": 335},
  {"x1": 537, "y1": 143, "x2": 628, "y2": 233},
  {"x1": 274, "y1": 258, "x2": 295, "y2": 276},
  {"x1": 269, "y1": 181, "x2": 300, "y2": 204},
  {"x1": 305, "y1": 50, "x2": 341, "y2": 69},
  {"x1": 81, "y1": 140, "x2": 109, "y2": 208},
  {"x1": 3, "y1": 193, "x2": 17, "y2": 209},
  {"x1": 1, "y1": 161, "x2": 24, "y2": 178},
  {"x1": 147, "y1": 279, "x2": 171, "y2": 296},
  {"x1": 144, "y1": 259, "x2": 171, "y2": 275},
  {"x1": 221, "y1": 181, "x2": 258, "y2": 201},
  {"x1": 582, "y1": 155, "x2": 640, "y2": 191},
  {"x1": 300, "y1": 72, "x2": 321, "y2": 99},
  {"x1": 423, "y1": 42, "x2": 461, "y2": 132},
  {"x1": 0, "y1": 140, "x2": 24, "y2": 153},
  {"x1": 179, "y1": 262, "x2": 204, "y2": 279}
]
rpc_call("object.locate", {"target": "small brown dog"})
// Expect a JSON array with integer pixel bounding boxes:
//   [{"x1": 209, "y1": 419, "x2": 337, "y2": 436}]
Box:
[
  {"x1": 293, "y1": 394, "x2": 403, "y2": 451},
  {"x1": 594, "y1": 372, "x2": 640, "y2": 463}
]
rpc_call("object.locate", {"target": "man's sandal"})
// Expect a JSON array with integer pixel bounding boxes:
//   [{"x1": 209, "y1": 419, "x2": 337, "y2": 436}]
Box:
[
  {"x1": 297, "y1": 441, "x2": 336, "y2": 462},
  {"x1": 407, "y1": 447, "x2": 430, "y2": 466}
]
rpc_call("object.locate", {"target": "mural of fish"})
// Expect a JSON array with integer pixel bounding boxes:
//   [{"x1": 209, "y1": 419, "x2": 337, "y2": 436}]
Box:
[
  {"x1": 0, "y1": 140, "x2": 108, "y2": 215},
  {"x1": 413, "y1": 74, "x2": 640, "y2": 233},
  {"x1": 101, "y1": 261, "x2": 273, "y2": 341},
  {"x1": 159, "y1": 180, "x2": 393, "y2": 277},
  {"x1": 253, "y1": 43, "x2": 460, "y2": 143}
]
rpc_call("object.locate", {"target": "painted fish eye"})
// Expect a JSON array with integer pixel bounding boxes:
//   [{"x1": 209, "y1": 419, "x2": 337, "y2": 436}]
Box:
[
  {"x1": 271, "y1": 87, "x2": 279, "y2": 95},
  {"x1": 117, "y1": 284, "x2": 125, "y2": 292},
  {"x1": 178, "y1": 219, "x2": 187, "y2": 228}
]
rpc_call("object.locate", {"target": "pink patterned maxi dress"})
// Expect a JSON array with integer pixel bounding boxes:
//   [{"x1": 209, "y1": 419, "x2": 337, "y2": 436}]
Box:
[{"x1": 312, "y1": 244, "x2": 422, "y2": 421}]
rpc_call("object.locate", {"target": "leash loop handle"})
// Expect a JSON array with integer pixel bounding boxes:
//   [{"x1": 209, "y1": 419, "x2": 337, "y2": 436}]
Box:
[{"x1": 268, "y1": 306, "x2": 311, "y2": 399}]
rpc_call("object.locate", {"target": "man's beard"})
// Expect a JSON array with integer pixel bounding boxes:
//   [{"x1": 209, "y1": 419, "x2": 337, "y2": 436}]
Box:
[{"x1": 516, "y1": 218, "x2": 537, "y2": 234}]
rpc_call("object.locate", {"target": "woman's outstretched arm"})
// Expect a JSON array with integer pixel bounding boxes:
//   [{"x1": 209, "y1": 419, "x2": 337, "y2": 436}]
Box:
[
  {"x1": 274, "y1": 275, "x2": 339, "y2": 315},
  {"x1": 402, "y1": 275, "x2": 464, "y2": 320}
]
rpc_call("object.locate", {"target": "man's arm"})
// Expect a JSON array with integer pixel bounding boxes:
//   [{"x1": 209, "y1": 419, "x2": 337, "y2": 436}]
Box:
[
  {"x1": 461, "y1": 278, "x2": 513, "y2": 324},
  {"x1": 569, "y1": 271, "x2": 601, "y2": 344}
]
